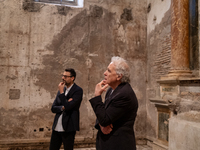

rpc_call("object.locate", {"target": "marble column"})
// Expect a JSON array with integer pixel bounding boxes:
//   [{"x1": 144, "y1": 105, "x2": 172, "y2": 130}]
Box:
[{"x1": 168, "y1": 0, "x2": 192, "y2": 77}]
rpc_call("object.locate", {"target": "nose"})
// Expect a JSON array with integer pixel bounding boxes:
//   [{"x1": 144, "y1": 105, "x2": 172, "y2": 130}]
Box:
[{"x1": 104, "y1": 70, "x2": 107, "y2": 76}]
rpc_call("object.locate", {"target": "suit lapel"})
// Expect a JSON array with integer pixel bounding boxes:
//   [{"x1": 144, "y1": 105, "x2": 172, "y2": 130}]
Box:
[
  {"x1": 104, "y1": 88, "x2": 112, "y2": 108},
  {"x1": 66, "y1": 83, "x2": 77, "y2": 99},
  {"x1": 105, "y1": 83, "x2": 126, "y2": 108}
]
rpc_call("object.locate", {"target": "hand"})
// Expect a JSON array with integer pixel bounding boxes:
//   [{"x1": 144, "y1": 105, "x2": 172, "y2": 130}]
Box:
[
  {"x1": 68, "y1": 98, "x2": 73, "y2": 102},
  {"x1": 95, "y1": 80, "x2": 109, "y2": 96},
  {"x1": 99, "y1": 124, "x2": 113, "y2": 134},
  {"x1": 62, "y1": 106, "x2": 65, "y2": 111},
  {"x1": 58, "y1": 82, "x2": 65, "y2": 93}
]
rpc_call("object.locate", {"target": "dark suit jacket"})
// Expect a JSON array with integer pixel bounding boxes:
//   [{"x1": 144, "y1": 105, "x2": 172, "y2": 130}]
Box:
[
  {"x1": 51, "y1": 83, "x2": 83, "y2": 132},
  {"x1": 89, "y1": 82, "x2": 138, "y2": 150}
]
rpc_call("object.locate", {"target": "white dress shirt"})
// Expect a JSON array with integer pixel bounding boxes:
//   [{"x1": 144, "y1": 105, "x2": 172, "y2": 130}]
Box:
[{"x1": 54, "y1": 84, "x2": 74, "y2": 132}]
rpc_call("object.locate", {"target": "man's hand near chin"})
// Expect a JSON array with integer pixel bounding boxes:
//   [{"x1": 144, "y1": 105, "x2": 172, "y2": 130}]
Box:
[{"x1": 94, "y1": 80, "x2": 109, "y2": 96}]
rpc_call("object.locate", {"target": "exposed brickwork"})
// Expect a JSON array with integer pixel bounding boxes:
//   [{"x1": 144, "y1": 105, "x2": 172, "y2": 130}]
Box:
[{"x1": 153, "y1": 34, "x2": 171, "y2": 79}]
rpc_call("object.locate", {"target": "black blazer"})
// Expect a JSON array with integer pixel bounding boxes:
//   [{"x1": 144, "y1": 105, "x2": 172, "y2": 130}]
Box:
[
  {"x1": 51, "y1": 83, "x2": 83, "y2": 132},
  {"x1": 89, "y1": 83, "x2": 138, "y2": 150}
]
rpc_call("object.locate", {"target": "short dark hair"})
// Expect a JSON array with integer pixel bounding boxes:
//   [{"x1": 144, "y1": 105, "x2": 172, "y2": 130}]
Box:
[{"x1": 65, "y1": 68, "x2": 76, "y2": 81}]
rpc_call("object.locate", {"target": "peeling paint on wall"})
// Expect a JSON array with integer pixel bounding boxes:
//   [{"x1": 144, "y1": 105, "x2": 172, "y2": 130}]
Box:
[
  {"x1": 57, "y1": 6, "x2": 72, "y2": 16},
  {"x1": 31, "y1": 7, "x2": 117, "y2": 98},
  {"x1": 0, "y1": 0, "x2": 147, "y2": 145},
  {"x1": 121, "y1": 8, "x2": 133, "y2": 21},
  {"x1": 23, "y1": 0, "x2": 44, "y2": 12},
  {"x1": 146, "y1": 6, "x2": 171, "y2": 138}
]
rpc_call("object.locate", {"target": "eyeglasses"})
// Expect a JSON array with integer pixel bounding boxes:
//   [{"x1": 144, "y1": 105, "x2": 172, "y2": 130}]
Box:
[{"x1": 62, "y1": 75, "x2": 72, "y2": 78}]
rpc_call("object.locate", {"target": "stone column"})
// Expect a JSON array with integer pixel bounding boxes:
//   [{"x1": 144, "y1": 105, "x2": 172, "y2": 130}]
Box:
[{"x1": 168, "y1": 0, "x2": 192, "y2": 77}]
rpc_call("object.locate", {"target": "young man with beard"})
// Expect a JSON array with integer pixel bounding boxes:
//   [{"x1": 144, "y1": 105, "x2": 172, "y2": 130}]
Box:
[
  {"x1": 89, "y1": 56, "x2": 138, "y2": 150},
  {"x1": 49, "y1": 68, "x2": 83, "y2": 150}
]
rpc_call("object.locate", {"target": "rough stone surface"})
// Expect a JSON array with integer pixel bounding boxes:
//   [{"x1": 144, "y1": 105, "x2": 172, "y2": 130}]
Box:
[
  {"x1": 0, "y1": 0, "x2": 200, "y2": 149},
  {"x1": 169, "y1": 111, "x2": 200, "y2": 150},
  {"x1": 146, "y1": 0, "x2": 172, "y2": 140},
  {"x1": 0, "y1": 0, "x2": 147, "y2": 147},
  {"x1": 147, "y1": 1, "x2": 200, "y2": 150}
]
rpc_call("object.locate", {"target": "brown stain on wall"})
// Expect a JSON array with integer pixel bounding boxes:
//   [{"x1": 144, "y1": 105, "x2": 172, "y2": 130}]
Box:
[
  {"x1": 31, "y1": 6, "x2": 117, "y2": 98},
  {"x1": 0, "y1": 0, "x2": 147, "y2": 141},
  {"x1": 29, "y1": 5, "x2": 147, "y2": 138},
  {"x1": 0, "y1": 104, "x2": 53, "y2": 140},
  {"x1": 23, "y1": 0, "x2": 44, "y2": 12},
  {"x1": 57, "y1": 6, "x2": 72, "y2": 16},
  {"x1": 121, "y1": 8, "x2": 133, "y2": 21}
]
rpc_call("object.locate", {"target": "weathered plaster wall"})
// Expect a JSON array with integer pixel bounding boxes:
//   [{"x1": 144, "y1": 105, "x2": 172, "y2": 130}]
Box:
[
  {"x1": 0, "y1": 0, "x2": 147, "y2": 145},
  {"x1": 146, "y1": 0, "x2": 171, "y2": 140},
  {"x1": 147, "y1": 0, "x2": 200, "y2": 147},
  {"x1": 169, "y1": 111, "x2": 200, "y2": 150},
  {"x1": 199, "y1": 0, "x2": 200, "y2": 75}
]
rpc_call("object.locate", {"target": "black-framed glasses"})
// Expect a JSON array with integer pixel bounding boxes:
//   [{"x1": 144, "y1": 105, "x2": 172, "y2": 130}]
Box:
[{"x1": 62, "y1": 75, "x2": 72, "y2": 78}]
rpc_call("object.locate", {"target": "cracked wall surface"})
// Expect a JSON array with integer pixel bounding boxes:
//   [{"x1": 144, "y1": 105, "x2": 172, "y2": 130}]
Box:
[
  {"x1": 146, "y1": 0, "x2": 200, "y2": 144},
  {"x1": 0, "y1": 0, "x2": 147, "y2": 144},
  {"x1": 146, "y1": 0, "x2": 172, "y2": 140}
]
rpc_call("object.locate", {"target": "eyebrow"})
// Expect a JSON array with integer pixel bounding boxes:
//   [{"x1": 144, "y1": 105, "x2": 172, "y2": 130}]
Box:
[{"x1": 107, "y1": 68, "x2": 111, "y2": 72}]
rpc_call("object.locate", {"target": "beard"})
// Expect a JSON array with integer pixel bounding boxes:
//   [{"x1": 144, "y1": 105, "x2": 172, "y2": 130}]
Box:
[
  {"x1": 63, "y1": 79, "x2": 70, "y2": 86},
  {"x1": 62, "y1": 80, "x2": 67, "y2": 85}
]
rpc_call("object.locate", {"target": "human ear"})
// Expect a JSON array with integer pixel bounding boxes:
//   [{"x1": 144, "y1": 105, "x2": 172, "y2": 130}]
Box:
[{"x1": 117, "y1": 74, "x2": 122, "y2": 80}]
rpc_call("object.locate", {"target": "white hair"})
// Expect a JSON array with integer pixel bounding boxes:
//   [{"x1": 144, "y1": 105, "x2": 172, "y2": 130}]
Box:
[{"x1": 111, "y1": 56, "x2": 130, "y2": 83}]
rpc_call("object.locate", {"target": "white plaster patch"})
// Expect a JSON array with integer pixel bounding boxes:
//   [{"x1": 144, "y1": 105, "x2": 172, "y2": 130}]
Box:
[
  {"x1": 147, "y1": 0, "x2": 171, "y2": 34},
  {"x1": 117, "y1": 25, "x2": 126, "y2": 43},
  {"x1": 88, "y1": 53, "x2": 98, "y2": 57},
  {"x1": 169, "y1": 112, "x2": 200, "y2": 150},
  {"x1": 35, "y1": 0, "x2": 84, "y2": 8},
  {"x1": 85, "y1": 58, "x2": 93, "y2": 68}
]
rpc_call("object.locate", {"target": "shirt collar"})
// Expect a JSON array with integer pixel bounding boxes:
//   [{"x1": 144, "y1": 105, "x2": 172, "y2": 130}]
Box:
[{"x1": 66, "y1": 83, "x2": 74, "y2": 92}]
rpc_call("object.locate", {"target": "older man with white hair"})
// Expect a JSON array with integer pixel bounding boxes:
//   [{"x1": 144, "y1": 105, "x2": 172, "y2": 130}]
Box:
[{"x1": 89, "y1": 56, "x2": 138, "y2": 150}]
